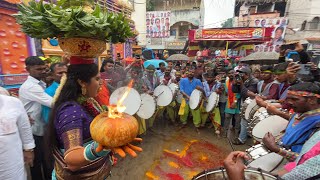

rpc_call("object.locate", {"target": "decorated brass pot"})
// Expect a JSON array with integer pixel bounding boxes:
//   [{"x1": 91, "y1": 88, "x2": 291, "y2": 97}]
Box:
[{"x1": 59, "y1": 37, "x2": 106, "y2": 58}]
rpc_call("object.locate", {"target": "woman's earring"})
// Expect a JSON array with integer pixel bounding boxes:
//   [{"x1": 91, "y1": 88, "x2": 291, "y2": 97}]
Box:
[{"x1": 81, "y1": 86, "x2": 87, "y2": 96}]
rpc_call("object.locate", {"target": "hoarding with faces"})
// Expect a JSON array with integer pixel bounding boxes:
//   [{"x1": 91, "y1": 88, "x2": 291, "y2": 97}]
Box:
[{"x1": 146, "y1": 11, "x2": 171, "y2": 38}]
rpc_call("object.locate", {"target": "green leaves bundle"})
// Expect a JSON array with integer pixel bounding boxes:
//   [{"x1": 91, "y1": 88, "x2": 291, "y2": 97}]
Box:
[{"x1": 14, "y1": 0, "x2": 134, "y2": 43}]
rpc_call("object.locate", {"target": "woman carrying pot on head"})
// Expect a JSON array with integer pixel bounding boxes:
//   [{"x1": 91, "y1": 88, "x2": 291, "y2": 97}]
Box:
[{"x1": 46, "y1": 58, "x2": 141, "y2": 180}]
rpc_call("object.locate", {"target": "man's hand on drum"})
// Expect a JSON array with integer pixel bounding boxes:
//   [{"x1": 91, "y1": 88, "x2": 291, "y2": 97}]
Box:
[
  {"x1": 97, "y1": 138, "x2": 143, "y2": 158},
  {"x1": 182, "y1": 93, "x2": 190, "y2": 100},
  {"x1": 266, "y1": 103, "x2": 279, "y2": 115},
  {"x1": 262, "y1": 132, "x2": 280, "y2": 153},
  {"x1": 255, "y1": 96, "x2": 267, "y2": 107},
  {"x1": 196, "y1": 86, "x2": 202, "y2": 91},
  {"x1": 224, "y1": 151, "x2": 249, "y2": 180}
]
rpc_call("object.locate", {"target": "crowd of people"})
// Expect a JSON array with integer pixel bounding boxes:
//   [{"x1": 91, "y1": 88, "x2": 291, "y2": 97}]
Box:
[{"x1": 1, "y1": 42, "x2": 320, "y2": 179}]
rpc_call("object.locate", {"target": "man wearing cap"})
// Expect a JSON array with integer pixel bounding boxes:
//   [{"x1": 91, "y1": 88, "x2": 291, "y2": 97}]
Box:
[
  {"x1": 142, "y1": 65, "x2": 159, "y2": 94},
  {"x1": 232, "y1": 66, "x2": 259, "y2": 145}
]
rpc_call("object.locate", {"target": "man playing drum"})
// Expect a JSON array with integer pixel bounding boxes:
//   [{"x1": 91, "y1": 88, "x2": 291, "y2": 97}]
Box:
[
  {"x1": 142, "y1": 65, "x2": 159, "y2": 95},
  {"x1": 256, "y1": 65, "x2": 280, "y2": 100},
  {"x1": 122, "y1": 67, "x2": 149, "y2": 135},
  {"x1": 160, "y1": 67, "x2": 177, "y2": 124},
  {"x1": 201, "y1": 72, "x2": 222, "y2": 134},
  {"x1": 263, "y1": 82, "x2": 320, "y2": 161},
  {"x1": 256, "y1": 62, "x2": 302, "y2": 120},
  {"x1": 178, "y1": 68, "x2": 204, "y2": 133}
]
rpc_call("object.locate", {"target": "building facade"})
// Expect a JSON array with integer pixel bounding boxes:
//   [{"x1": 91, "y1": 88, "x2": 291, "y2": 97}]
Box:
[
  {"x1": 146, "y1": 0, "x2": 200, "y2": 51},
  {"x1": 285, "y1": 0, "x2": 320, "y2": 41}
]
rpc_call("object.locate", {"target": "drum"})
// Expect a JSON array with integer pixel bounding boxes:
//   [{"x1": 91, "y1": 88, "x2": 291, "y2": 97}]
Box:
[
  {"x1": 247, "y1": 110, "x2": 269, "y2": 137},
  {"x1": 252, "y1": 107, "x2": 267, "y2": 119},
  {"x1": 109, "y1": 87, "x2": 141, "y2": 115},
  {"x1": 192, "y1": 167, "x2": 279, "y2": 180},
  {"x1": 205, "y1": 92, "x2": 219, "y2": 112},
  {"x1": 246, "y1": 144, "x2": 284, "y2": 172},
  {"x1": 136, "y1": 93, "x2": 156, "y2": 119},
  {"x1": 241, "y1": 98, "x2": 260, "y2": 121},
  {"x1": 252, "y1": 115, "x2": 288, "y2": 142},
  {"x1": 189, "y1": 89, "x2": 202, "y2": 110},
  {"x1": 153, "y1": 85, "x2": 173, "y2": 107}
]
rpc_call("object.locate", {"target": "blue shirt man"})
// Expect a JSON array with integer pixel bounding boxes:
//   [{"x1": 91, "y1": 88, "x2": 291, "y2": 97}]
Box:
[
  {"x1": 42, "y1": 63, "x2": 67, "y2": 123},
  {"x1": 179, "y1": 68, "x2": 204, "y2": 130}
]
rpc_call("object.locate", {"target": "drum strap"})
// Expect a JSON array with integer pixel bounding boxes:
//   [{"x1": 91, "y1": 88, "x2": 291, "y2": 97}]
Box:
[{"x1": 283, "y1": 122, "x2": 320, "y2": 149}]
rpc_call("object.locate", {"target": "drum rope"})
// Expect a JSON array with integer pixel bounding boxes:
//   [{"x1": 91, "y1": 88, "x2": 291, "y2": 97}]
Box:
[
  {"x1": 220, "y1": 167, "x2": 227, "y2": 180},
  {"x1": 257, "y1": 168, "x2": 266, "y2": 180}
]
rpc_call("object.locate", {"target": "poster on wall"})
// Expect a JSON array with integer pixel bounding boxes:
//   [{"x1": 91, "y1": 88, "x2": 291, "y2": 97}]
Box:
[
  {"x1": 146, "y1": 11, "x2": 171, "y2": 38},
  {"x1": 254, "y1": 18, "x2": 288, "y2": 52}
]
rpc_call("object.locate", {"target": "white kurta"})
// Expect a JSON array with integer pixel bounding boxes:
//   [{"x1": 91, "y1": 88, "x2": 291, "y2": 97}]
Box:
[{"x1": 0, "y1": 95, "x2": 35, "y2": 180}]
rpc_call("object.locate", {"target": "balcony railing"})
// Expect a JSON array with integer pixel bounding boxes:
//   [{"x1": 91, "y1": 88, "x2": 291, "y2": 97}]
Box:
[{"x1": 95, "y1": 0, "x2": 133, "y2": 17}]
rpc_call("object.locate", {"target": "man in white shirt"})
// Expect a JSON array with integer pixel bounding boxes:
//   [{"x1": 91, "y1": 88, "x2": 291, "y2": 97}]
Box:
[
  {"x1": 19, "y1": 56, "x2": 53, "y2": 180},
  {"x1": 0, "y1": 94, "x2": 35, "y2": 180}
]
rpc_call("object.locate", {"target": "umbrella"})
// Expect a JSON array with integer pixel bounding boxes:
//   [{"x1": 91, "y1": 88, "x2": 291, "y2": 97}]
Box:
[
  {"x1": 240, "y1": 52, "x2": 280, "y2": 65},
  {"x1": 143, "y1": 59, "x2": 167, "y2": 68},
  {"x1": 166, "y1": 54, "x2": 190, "y2": 61}
]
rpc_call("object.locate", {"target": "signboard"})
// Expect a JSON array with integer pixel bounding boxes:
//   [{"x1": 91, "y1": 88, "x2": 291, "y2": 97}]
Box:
[
  {"x1": 146, "y1": 11, "x2": 171, "y2": 38},
  {"x1": 166, "y1": 41, "x2": 186, "y2": 50},
  {"x1": 253, "y1": 18, "x2": 288, "y2": 53},
  {"x1": 194, "y1": 28, "x2": 265, "y2": 41}
]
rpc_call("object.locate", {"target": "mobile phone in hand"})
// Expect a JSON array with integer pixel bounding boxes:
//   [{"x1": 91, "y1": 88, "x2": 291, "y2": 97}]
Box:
[{"x1": 297, "y1": 64, "x2": 311, "y2": 75}]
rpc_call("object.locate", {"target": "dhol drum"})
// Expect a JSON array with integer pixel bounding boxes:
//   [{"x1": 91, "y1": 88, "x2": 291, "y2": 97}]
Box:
[
  {"x1": 252, "y1": 107, "x2": 267, "y2": 119},
  {"x1": 153, "y1": 85, "x2": 173, "y2": 107},
  {"x1": 136, "y1": 93, "x2": 156, "y2": 119},
  {"x1": 205, "y1": 92, "x2": 219, "y2": 112},
  {"x1": 247, "y1": 108, "x2": 269, "y2": 136},
  {"x1": 251, "y1": 115, "x2": 288, "y2": 142},
  {"x1": 109, "y1": 87, "x2": 141, "y2": 115},
  {"x1": 241, "y1": 98, "x2": 260, "y2": 121},
  {"x1": 246, "y1": 144, "x2": 284, "y2": 172},
  {"x1": 189, "y1": 89, "x2": 203, "y2": 110},
  {"x1": 192, "y1": 167, "x2": 280, "y2": 180}
]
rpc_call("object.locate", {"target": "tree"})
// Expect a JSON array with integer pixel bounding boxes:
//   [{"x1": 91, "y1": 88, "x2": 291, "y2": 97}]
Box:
[
  {"x1": 221, "y1": 18, "x2": 234, "y2": 28},
  {"x1": 146, "y1": 0, "x2": 155, "y2": 11}
]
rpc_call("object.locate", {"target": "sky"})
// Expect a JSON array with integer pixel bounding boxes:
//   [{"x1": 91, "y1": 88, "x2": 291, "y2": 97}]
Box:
[{"x1": 203, "y1": 0, "x2": 236, "y2": 28}]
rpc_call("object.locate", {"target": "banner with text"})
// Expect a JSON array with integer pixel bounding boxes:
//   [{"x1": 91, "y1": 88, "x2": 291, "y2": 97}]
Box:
[{"x1": 194, "y1": 28, "x2": 266, "y2": 41}]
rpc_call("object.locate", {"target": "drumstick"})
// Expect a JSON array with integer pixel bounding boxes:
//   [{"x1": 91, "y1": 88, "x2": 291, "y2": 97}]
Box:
[
  {"x1": 154, "y1": 91, "x2": 164, "y2": 97},
  {"x1": 227, "y1": 137, "x2": 236, "y2": 151}
]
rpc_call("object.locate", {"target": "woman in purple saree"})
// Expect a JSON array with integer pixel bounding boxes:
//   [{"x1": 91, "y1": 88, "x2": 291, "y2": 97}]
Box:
[{"x1": 46, "y1": 60, "x2": 141, "y2": 179}]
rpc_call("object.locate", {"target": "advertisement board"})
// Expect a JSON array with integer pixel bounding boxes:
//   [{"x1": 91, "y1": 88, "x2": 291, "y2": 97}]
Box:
[{"x1": 146, "y1": 11, "x2": 171, "y2": 38}]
